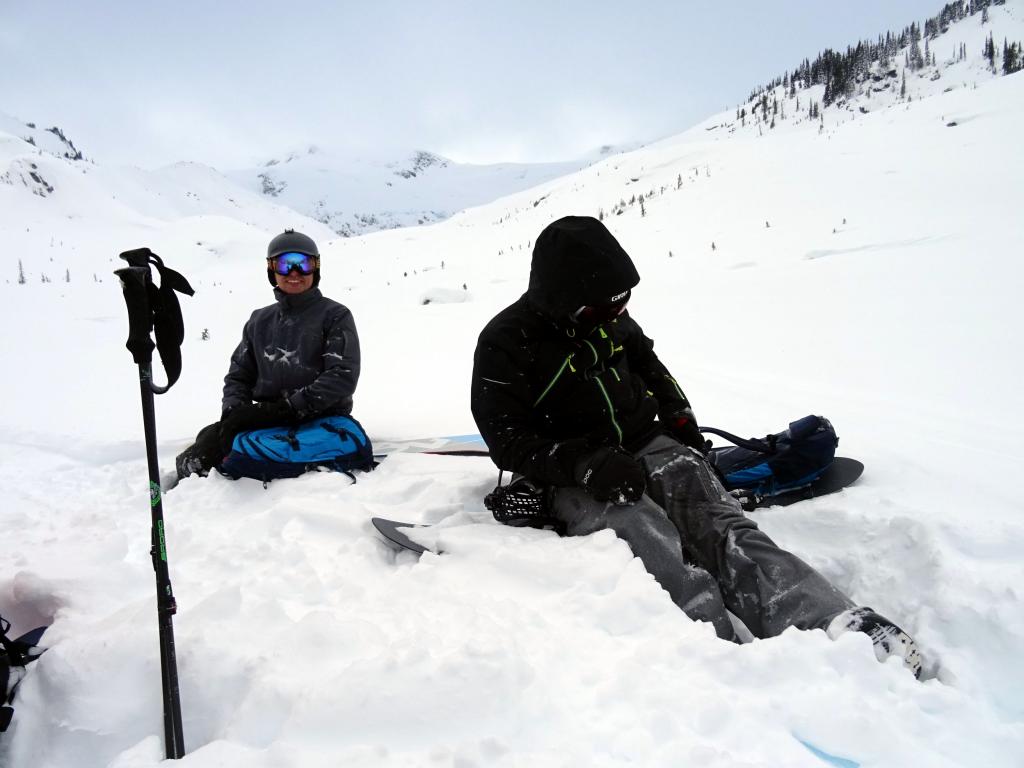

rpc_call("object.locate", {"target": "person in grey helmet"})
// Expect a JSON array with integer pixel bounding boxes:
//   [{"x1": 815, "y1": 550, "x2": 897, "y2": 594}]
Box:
[
  {"x1": 471, "y1": 215, "x2": 924, "y2": 678},
  {"x1": 174, "y1": 229, "x2": 361, "y2": 480}
]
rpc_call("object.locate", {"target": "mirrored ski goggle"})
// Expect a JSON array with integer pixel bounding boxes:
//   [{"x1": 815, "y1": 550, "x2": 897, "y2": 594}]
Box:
[
  {"x1": 268, "y1": 252, "x2": 318, "y2": 276},
  {"x1": 571, "y1": 290, "x2": 630, "y2": 326}
]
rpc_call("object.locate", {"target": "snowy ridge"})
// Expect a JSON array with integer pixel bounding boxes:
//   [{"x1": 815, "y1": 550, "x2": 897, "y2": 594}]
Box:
[
  {"x1": 2, "y1": 4, "x2": 1024, "y2": 767},
  {"x1": 0, "y1": 111, "x2": 84, "y2": 162},
  {"x1": 227, "y1": 144, "x2": 637, "y2": 238}
]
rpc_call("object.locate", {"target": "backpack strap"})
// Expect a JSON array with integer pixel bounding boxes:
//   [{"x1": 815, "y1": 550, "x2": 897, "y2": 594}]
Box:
[{"x1": 699, "y1": 426, "x2": 776, "y2": 454}]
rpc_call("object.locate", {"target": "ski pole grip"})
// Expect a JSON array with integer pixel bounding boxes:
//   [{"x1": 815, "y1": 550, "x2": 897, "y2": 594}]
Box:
[{"x1": 115, "y1": 264, "x2": 155, "y2": 366}]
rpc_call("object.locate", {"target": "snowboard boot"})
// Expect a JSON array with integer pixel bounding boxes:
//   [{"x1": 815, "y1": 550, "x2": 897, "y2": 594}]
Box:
[
  {"x1": 174, "y1": 422, "x2": 227, "y2": 481},
  {"x1": 827, "y1": 607, "x2": 923, "y2": 679}
]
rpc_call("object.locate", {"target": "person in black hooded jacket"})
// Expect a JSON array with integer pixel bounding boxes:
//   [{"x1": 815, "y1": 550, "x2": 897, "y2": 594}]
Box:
[
  {"x1": 174, "y1": 229, "x2": 360, "y2": 480},
  {"x1": 471, "y1": 216, "x2": 922, "y2": 676}
]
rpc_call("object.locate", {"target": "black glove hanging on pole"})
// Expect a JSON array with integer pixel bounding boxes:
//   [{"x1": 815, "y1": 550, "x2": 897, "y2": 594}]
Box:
[{"x1": 115, "y1": 247, "x2": 193, "y2": 760}]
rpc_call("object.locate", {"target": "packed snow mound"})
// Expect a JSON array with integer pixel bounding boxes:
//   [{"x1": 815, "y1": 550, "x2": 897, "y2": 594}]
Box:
[{"x1": 420, "y1": 287, "x2": 471, "y2": 305}]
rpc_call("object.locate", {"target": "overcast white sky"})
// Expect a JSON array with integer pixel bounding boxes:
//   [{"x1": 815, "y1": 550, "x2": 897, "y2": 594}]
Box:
[{"x1": 1, "y1": 1, "x2": 945, "y2": 169}]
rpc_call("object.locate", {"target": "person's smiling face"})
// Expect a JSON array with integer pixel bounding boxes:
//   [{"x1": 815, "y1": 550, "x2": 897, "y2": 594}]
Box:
[{"x1": 275, "y1": 269, "x2": 314, "y2": 294}]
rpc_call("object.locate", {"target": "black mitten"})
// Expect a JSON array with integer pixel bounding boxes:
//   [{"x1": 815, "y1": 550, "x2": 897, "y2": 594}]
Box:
[
  {"x1": 573, "y1": 446, "x2": 646, "y2": 505},
  {"x1": 219, "y1": 399, "x2": 296, "y2": 442}
]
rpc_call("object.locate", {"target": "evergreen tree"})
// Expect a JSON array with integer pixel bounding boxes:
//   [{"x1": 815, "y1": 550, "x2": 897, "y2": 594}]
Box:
[
  {"x1": 18, "y1": 260, "x2": 26, "y2": 284},
  {"x1": 65, "y1": 268, "x2": 70, "y2": 283},
  {"x1": 909, "y1": 26, "x2": 925, "y2": 70},
  {"x1": 901, "y1": 70, "x2": 907, "y2": 98},
  {"x1": 1004, "y1": 41, "x2": 1021, "y2": 74}
]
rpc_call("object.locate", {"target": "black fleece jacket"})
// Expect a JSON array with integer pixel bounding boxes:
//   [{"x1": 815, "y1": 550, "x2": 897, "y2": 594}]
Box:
[
  {"x1": 471, "y1": 216, "x2": 693, "y2": 486},
  {"x1": 222, "y1": 288, "x2": 360, "y2": 418}
]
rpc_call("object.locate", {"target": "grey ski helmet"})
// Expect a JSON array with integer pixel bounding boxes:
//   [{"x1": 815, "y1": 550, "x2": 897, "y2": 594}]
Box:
[{"x1": 266, "y1": 229, "x2": 321, "y2": 287}]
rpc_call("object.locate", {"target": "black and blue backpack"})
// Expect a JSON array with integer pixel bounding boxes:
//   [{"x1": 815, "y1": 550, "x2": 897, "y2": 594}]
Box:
[
  {"x1": 220, "y1": 415, "x2": 375, "y2": 482},
  {"x1": 704, "y1": 415, "x2": 839, "y2": 506}
]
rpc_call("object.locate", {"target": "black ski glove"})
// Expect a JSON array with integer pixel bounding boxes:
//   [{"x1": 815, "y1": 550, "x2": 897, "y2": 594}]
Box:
[
  {"x1": 574, "y1": 446, "x2": 646, "y2": 505},
  {"x1": 219, "y1": 399, "x2": 297, "y2": 441},
  {"x1": 665, "y1": 406, "x2": 706, "y2": 453}
]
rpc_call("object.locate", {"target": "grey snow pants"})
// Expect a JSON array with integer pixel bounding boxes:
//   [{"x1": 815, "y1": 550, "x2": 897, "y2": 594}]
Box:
[{"x1": 550, "y1": 435, "x2": 854, "y2": 641}]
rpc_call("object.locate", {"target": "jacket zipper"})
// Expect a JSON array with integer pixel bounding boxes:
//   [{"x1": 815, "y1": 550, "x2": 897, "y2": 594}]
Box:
[{"x1": 592, "y1": 376, "x2": 623, "y2": 444}]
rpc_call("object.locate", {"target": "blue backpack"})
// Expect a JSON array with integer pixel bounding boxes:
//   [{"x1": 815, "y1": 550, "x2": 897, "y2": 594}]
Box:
[
  {"x1": 220, "y1": 415, "x2": 374, "y2": 482},
  {"x1": 705, "y1": 415, "x2": 839, "y2": 501}
]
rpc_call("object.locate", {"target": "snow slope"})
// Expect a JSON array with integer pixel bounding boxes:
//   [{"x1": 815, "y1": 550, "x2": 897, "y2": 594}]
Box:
[
  {"x1": 226, "y1": 144, "x2": 635, "y2": 238},
  {"x1": 2, "y1": 5, "x2": 1024, "y2": 767}
]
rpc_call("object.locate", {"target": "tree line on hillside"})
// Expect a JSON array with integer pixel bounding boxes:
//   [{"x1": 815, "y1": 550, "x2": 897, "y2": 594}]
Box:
[{"x1": 746, "y1": 0, "x2": 1019, "y2": 111}]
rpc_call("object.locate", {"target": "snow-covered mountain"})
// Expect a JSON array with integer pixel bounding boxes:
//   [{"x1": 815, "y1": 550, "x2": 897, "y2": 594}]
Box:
[
  {"x1": 2, "y1": 3, "x2": 1024, "y2": 767},
  {"x1": 0, "y1": 108, "x2": 334, "y2": 291},
  {"x1": 227, "y1": 144, "x2": 636, "y2": 238}
]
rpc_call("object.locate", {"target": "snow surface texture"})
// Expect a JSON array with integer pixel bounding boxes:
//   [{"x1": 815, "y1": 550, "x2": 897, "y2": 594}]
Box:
[{"x1": 2, "y1": 5, "x2": 1024, "y2": 766}]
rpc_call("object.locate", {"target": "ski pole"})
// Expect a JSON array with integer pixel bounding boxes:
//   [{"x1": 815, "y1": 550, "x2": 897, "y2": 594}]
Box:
[{"x1": 114, "y1": 249, "x2": 193, "y2": 760}]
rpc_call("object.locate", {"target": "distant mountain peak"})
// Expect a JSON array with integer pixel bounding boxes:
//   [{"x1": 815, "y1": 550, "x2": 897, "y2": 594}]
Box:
[{"x1": 390, "y1": 150, "x2": 449, "y2": 179}]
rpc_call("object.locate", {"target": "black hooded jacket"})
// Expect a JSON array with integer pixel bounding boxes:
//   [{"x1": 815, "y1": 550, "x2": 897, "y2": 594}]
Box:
[
  {"x1": 471, "y1": 216, "x2": 693, "y2": 486},
  {"x1": 222, "y1": 287, "x2": 360, "y2": 418}
]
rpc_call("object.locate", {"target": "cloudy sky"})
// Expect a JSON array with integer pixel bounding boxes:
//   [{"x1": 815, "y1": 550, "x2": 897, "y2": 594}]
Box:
[{"x1": 1, "y1": 1, "x2": 944, "y2": 168}]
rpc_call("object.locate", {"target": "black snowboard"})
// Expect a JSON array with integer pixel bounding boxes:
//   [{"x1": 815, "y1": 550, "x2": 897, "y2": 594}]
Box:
[
  {"x1": 372, "y1": 517, "x2": 432, "y2": 555},
  {"x1": 739, "y1": 457, "x2": 864, "y2": 510},
  {"x1": 371, "y1": 458, "x2": 864, "y2": 555}
]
